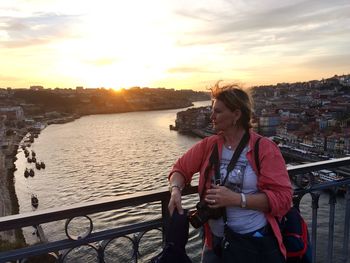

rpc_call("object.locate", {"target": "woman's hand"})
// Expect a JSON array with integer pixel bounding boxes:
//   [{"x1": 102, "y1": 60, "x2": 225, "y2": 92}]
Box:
[
  {"x1": 168, "y1": 187, "x2": 184, "y2": 215},
  {"x1": 205, "y1": 184, "x2": 270, "y2": 212},
  {"x1": 205, "y1": 184, "x2": 240, "y2": 208}
]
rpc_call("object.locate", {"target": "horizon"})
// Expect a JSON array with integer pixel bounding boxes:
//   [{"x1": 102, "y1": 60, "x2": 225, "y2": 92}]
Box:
[
  {"x1": 2, "y1": 72, "x2": 348, "y2": 91},
  {"x1": 1, "y1": 0, "x2": 350, "y2": 91}
]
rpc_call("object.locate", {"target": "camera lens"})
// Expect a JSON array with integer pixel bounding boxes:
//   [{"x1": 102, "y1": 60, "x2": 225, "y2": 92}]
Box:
[{"x1": 188, "y1": 210, "x2": 205, "y2": 229}]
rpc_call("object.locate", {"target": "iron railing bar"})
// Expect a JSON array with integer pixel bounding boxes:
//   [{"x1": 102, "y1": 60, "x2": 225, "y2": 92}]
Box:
[
  {"x1": 1, "y1": 157, "x2": 349, "y2": 231},
  {"x1": 1, "y1": 176, "x2": 350, "y2": 232},
  {"x1": 0, "y1": 158, "x2": 350, "y2": 262},
  {"x1": 342, "y1": 187, "x2": 350, "y2": 263},
  {"x1": 0, "y1": 187, "x2": 198, "y2": 231},
  {"x1": 287, "y1": 157, "x2": 350, "y2": 176},
  {"x1": 0, "y1": 219, "x2": 163, "y2": 262},
  {"x1": 327, "y1": 191, "x2": 337, "y2": 263},
  {"x1": 311, "y1": 193, "x2": 320, "y2": 263},
  {"x1": 294, "y1": 178, "x2": 350, "y2": 195}
]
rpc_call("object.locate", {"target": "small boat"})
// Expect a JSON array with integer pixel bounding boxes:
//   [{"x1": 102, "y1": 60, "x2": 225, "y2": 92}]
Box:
[
  {"x1": 314, "y1": 170, "x2": 343, "y2": 183},
  {"x1": 35, "y1": 162, "x2": 41, "y2": 170},
  {"x1": 24, "y1": 168, "x2": 30, "y2": 178},
  {"x1": 27, "y1": 157, "x2": 32, "y2": 163},
  {"x1": 40, "y1": 161, "x2": 46, "y2": 169},
  {"x1": 29, "y1": 169, "x2": 35, "y2": 177},
  {"x1": 32, "y1": 150, "x2": 36, "y2": 157},
  {"x1": 313, "y1": 170, "x2": 345, "y2": 194},
  {"x1": 31, "y1": 157, "x2": 37, "y2": 163},
  {"x1": 31, "y1": 194, "x2": 39, "y2": 208}
]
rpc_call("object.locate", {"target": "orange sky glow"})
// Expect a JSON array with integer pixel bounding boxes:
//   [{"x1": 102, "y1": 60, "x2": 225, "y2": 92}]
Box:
[{"x1": 0, "y1": 0, "x2": 349, "y2": 91}]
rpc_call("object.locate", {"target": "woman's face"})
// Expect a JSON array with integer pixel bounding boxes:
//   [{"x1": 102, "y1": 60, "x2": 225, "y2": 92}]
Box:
[{"x1": 211, "y1": 99, "x2": 239, "y2": 132}]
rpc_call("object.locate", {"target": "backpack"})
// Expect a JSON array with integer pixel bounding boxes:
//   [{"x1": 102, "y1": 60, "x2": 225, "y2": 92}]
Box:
[
  {"x1": 279, "y1": 207, "x2": 312, "y2": 262},
  {"x1": 254, "y1": 137, "x2": 312, "y2": 263}
]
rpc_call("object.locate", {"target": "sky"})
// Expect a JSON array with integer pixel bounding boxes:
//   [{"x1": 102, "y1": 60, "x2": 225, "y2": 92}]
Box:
[{"x1": 0, "y1": 0, "x2": 349, "y2": 91}]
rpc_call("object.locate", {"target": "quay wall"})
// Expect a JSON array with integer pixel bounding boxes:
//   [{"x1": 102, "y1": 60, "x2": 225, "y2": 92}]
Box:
[{"x1": 0, "y1": 133, "x2": 25, "y2": 247}]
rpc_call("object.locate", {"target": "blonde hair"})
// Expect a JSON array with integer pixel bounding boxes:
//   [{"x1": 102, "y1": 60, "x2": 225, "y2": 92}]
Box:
[{"x1": 211, "y1": 82, "x2": 253, "y2": 130}]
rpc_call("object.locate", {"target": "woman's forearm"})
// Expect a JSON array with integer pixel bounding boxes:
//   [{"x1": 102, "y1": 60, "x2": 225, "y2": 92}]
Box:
[
  {"x1": 168, "y1": 172, "x2": 186, "y2": 191},
  {"x1": 244, "y1": 192, "x2": 270, "y2": 213}
]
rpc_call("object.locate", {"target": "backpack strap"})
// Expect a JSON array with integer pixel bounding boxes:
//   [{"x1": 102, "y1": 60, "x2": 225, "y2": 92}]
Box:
[
  {"x1": 254, "y1": 137, "x2": 262, "y2": 174},
  {"x1": 199, "y1": 143, "x2": 219, "y2": 200}
]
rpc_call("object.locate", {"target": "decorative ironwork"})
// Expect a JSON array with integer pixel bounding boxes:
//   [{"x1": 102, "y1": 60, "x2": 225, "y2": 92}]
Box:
[
  {"x1": 0, "y1": 157, "x2": 350, "y2": 263},
  {"x1": 65, "y1": 215, "x2": 94, "y2": 240}
]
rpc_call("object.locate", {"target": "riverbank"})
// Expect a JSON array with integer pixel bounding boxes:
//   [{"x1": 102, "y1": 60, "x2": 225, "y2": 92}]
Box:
[
  {"x1": 0, "y1": 131, "x2": 26, "y2": 248},
  {"x1": 0, "y1": 114, "x2": 84, "y2": 248}
]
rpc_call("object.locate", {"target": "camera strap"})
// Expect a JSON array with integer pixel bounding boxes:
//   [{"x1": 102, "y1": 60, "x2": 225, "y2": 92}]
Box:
[
  {"x1": 221, "y1": 131, "x2": 250, "y2": 224},
  {"x1": 221, "y1": 131, "x2": 250, "y2": 186},
  {"x1": 199, "y1": 143, "x2": 219, "y2": 200},
  {"x1": 199, "y1": 131, "x2": 250, "y2": 200}
]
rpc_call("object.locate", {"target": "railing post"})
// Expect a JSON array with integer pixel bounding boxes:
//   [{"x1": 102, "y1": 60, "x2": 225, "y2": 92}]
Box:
[
  {"x1": 161, "y1": 194, "x2": 171, "y2": 245},
  {"x1": 342, "y1": 186, "x2": 350, "y2": 263},
  {"x1": 327, "y1": 189, "x2": 337, "y2": 263},
  {"x1": 132, "y1": 234, "x2": 139, "y2": 263},
  {"x1": 292, "y1": 193, "x2": 302, "y2": 208},
  {"x1": 311, "y1": 192, "x2": 320, "y2": 263},
  {"x1": 97, "y1": 244, "x2": 105, "y2": 263}
]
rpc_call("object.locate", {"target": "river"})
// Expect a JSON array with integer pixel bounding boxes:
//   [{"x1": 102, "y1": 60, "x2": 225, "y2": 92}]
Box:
[{"x1": 13, "y1": 101, "x2": 348, "y2": 263}]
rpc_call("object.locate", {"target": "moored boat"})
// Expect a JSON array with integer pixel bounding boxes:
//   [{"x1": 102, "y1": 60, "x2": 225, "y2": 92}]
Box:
[
  {"x1": 314, "y1": 169, "x2": 343, "y2": 183},
  {"x1": 313, "y1": 170, "x2": 346, "y2": 194},
  {"x1": 31, "y1": 194, "x2": 39, "y2": 208},
  {"x1": 35, "y1": 162, "x2": 41, "y2": 170}
]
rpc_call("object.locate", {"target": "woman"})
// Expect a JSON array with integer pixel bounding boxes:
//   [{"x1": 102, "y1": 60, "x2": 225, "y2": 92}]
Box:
[{"x1": 168, "y1": 83, "x2": 292, "y2": 263}]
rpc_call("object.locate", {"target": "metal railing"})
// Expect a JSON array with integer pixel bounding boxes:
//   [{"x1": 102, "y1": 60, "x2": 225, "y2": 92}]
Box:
[{"x1": 1, "y1": 157, "x2": 350, "y2": 263}]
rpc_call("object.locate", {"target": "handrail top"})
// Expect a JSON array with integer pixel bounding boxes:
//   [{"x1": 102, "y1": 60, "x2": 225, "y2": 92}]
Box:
[
  {"x1": 1, "y1": 187, "x2": 169, "y2": 221},
  {"x1": 287, "y1": 156, "x2": 350, "y2": 175},
  {"x1": 1, "y1": 157, "x2": 349, "y2": 231},
  {"x1": 0, "y1": 186, "x2": 198, "y2": 231}
]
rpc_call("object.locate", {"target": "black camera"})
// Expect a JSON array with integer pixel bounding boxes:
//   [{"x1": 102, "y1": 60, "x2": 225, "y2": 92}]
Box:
[{"x1": 188, "y1": 201, "x2": 224, "y2": 229}]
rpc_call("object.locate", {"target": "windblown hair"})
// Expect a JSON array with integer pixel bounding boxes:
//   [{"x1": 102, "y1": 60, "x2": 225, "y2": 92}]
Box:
[{"x1": 211, "y1": 82, "x2": 253, "y2": 130}]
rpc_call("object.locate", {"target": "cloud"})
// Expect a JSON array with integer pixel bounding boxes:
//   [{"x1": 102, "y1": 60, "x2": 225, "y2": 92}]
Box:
[
  {"x1": 0, "y1": 12, "x2": 82, "y2": 48},
  {"x1": 211, "y1": 1, "x2": 349, "y2": 34},
  {"x1": 84, "y1": 57, "x2": 120, "y2": 66},
  {"x1": 0, "y1": 74, "x2": 22, "y2": 82},
  {"x1": 175, "y1": 0, "x2": 350, "y2": 50},
  {"x1": 167, "y1": 66, "x2": 219, "y2": 74},
  {"x1": 301, "y1": 53, "x2": 350, "y2": 69}
]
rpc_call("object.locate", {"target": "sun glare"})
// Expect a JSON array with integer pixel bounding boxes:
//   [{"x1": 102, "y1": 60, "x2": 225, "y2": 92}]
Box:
[{"x1": 48, "y1": 1, "x2": 182, "y2": 89}]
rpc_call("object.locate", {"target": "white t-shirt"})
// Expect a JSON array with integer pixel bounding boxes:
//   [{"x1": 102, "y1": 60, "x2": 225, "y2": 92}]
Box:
[{"x1": 208, "y1": 146, "x2": 267, "y2": 237}]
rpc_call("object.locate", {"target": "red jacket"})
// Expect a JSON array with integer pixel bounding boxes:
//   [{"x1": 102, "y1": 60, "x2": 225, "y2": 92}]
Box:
[{"x1": 169, "y1": 130, "x2": 292, "y2": 258}]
